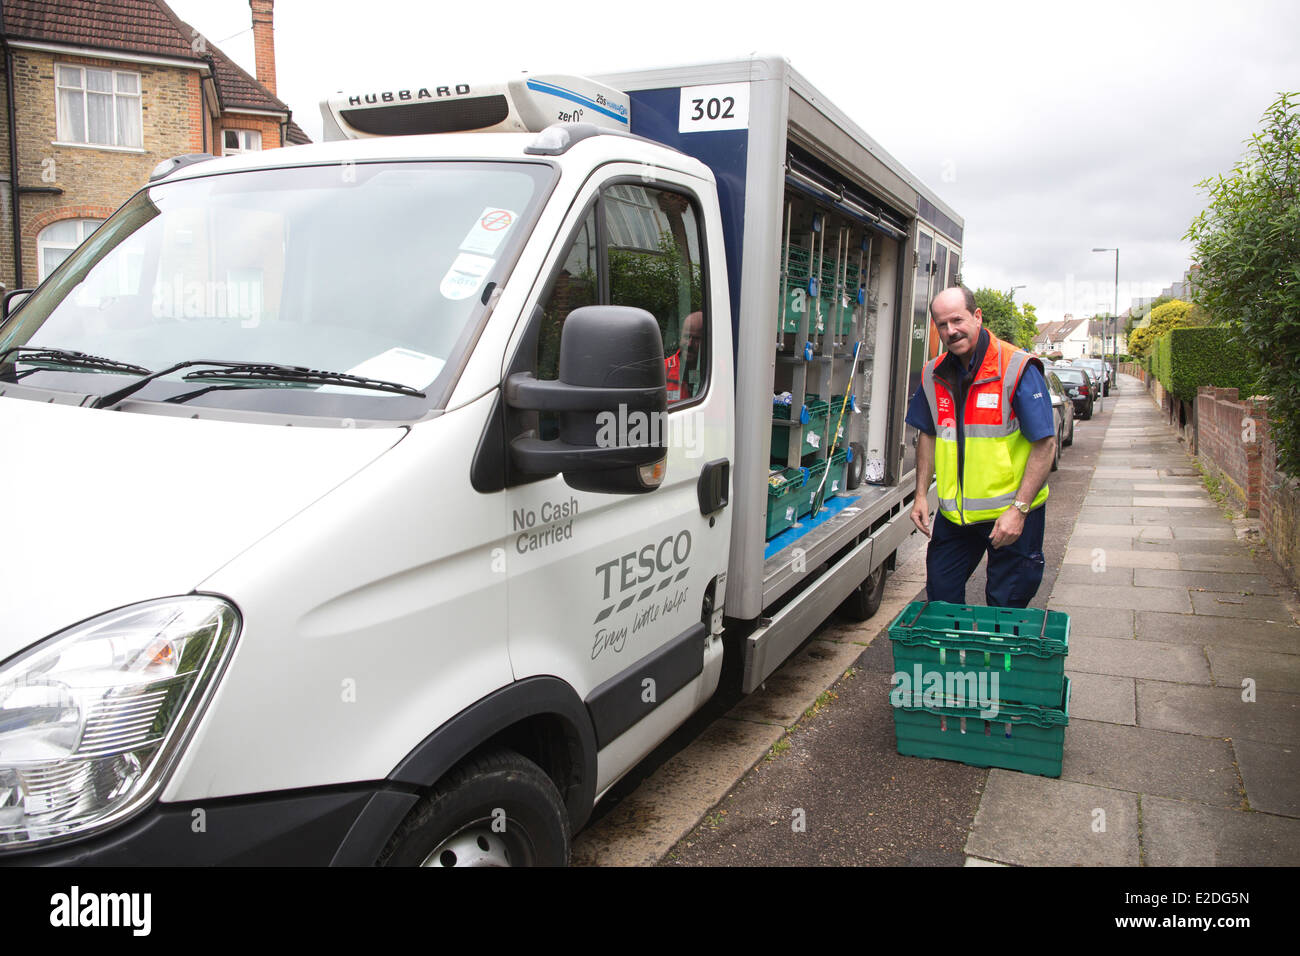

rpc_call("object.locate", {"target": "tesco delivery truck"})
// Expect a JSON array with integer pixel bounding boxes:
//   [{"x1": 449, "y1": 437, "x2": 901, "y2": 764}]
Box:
[{"x1": 0, "y1": 56, "x2": 963, "y2": 865}]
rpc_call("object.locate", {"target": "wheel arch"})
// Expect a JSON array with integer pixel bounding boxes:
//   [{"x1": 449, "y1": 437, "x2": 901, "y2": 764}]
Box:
[{"x1": 388, "y1": 676, "x2": 598, "y2": 834}]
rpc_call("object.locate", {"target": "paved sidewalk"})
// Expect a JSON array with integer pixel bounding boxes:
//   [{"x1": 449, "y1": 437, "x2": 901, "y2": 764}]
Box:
[{"x1": 964, "y1": 374, "x2": 1300, "y2": 866}]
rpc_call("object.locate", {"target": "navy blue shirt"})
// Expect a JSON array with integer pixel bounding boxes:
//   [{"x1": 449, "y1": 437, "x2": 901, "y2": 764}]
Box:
[{"x1": 905, "y1": 343, "x2": 1056, "y2": 442}]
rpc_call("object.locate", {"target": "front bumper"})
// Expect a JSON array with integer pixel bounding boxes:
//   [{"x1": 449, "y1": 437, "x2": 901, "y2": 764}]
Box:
[{"x1": 0, "y1": 785, "x2": 418, "y2": 866}]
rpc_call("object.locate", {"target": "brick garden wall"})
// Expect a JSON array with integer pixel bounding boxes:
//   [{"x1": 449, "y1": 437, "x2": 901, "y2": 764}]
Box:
[
  {"x1": 1195, "y1": 388, "x2": 1267, "y2": 512},
  {"x1": 1195, "y1": 386, "x2": 1300, "y2": 589}
]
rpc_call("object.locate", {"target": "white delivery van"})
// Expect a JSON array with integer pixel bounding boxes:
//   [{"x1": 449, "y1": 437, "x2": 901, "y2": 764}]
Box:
[{"x1": 0, "y1": 57, "x2": 962, "y2": 866}]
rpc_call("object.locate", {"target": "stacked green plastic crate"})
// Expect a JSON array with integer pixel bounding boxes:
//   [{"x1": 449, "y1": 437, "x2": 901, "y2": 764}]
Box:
[{"x1": 887, "y1": 601, "x2": 1071, "y2": 777}]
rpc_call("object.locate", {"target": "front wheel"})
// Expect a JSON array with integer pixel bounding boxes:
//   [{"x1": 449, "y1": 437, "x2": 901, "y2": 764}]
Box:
[
  {"x1": 838, "y1": 560, "x2": 889, "y2": 621},
  {"x1": 379, "y1": 748, "x2": 570, "y2": 867},
  {"x1": 1051, "y1": 426, "x2": 1061, "y2": 471}
]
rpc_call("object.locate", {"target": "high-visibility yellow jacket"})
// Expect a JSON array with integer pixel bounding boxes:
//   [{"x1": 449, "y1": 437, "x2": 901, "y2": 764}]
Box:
[{"x1": 921, "y1": 329, "x2": 1049, "y2": 524}]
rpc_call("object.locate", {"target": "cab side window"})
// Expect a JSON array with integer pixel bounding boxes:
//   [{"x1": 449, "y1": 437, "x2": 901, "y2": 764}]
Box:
[
  {"x1": 605, "y1": 184, "x2": 706, "y2": 405},
  {"x1": 535, "y1": 182, "x2": 707, "y2": 406},
  {"x1": 537, "y1": 207, "x2": 599, "y2": 381}
]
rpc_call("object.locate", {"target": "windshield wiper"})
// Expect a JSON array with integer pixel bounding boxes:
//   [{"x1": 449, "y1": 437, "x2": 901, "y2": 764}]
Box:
[
  {"x1": 93, "y1": 359, "x2": 424, "y2": 409},
  {"x1": 183, "y1": 364, "x2": 425, "y2": 397},
  {"x1": 0, "y1": 346, "x2": 151, "y2": 377}
]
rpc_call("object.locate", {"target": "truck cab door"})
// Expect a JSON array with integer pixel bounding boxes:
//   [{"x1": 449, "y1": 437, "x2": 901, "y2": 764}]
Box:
[{"x1": 501, "y1": 168, "x2": 732, "y2": 793}]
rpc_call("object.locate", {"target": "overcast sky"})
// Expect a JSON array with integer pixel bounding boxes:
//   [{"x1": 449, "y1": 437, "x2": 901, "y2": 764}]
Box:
[{"x1": 167, "y1": 0, "x2": 1298, "y2": 323}]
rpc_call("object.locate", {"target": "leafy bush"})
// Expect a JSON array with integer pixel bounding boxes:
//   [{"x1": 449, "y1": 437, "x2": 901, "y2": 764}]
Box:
[
  {"x1": 1186, "y1": 91, "x2": 1300, "y2": 474},
  {"x1": 1151, "y1": 327, "x2": 1259, "y2": 401}
]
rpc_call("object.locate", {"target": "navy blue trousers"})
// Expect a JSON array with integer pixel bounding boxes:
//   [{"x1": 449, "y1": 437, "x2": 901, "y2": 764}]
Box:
[{"x1": 926, "y1": 507, "x2": 1046, "y2": 608}]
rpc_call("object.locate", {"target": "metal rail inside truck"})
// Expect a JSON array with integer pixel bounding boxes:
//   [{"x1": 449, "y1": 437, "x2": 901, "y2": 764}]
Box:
[{"x1": 0, "y1": 56, "x2": 962, "y2": 866}]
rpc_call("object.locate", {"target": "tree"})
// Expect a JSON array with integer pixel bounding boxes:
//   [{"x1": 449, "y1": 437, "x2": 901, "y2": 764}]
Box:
[
  {"x1": 1185, "y1": 91, "x2": 1298, "y2": 473},
  {"x1": 1129, "y1": 299, "x2": 1194, "y2": 358},
  {"x1": 1019, "y1": 303, "x2": 1041, "y2": 351},
  {"x1": 973, "y1": 288, "x2": 1036, "y2": 349}
]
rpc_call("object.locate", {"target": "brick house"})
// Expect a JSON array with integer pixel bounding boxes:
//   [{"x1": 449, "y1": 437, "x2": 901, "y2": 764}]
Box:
[{"x1": 0, "y1": 0, "x2": 309, "y2": 292}]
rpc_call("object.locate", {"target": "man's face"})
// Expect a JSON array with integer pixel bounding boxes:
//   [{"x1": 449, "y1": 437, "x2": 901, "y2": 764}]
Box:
[
  {"x1": 681, "y1": 312, "x2": 703, "y2": 367},
  {"x1": 931, "y1": 292, "x2": 982, "y2": 359}
]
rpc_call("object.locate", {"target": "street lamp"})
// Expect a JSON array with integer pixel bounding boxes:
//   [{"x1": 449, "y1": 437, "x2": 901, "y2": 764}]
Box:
[
  {"x1": 1093, "y1": 247, "x2": 1119, "y2": 392},
  {"x1": 1009, "y1": 284, "x2": 1026, "y2": 304}
]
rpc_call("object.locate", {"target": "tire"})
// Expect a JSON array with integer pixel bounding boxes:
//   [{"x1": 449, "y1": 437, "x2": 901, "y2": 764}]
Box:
[
  {"x1": 379, "y1": 748, "x2": 570, "y2": 867},
  {"x1": 838, "y1": 560, "x2": 888, "y2": 621},
  {"x1": 1081, "y1": 400, "x2": 1092, "y2": 421},
  {"x1": 846, "y1": 441, "x2": 865, "y2": 489},
  {"x1": 1064, "y1": 413, "x2": 1074, "y2": 447},
  {"x1": 1051, "y1": 425, "x2": 1061, "y2": 471}
]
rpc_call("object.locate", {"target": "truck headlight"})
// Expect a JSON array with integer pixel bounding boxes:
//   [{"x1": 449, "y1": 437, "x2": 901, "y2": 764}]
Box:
[{"x1": 0, "y1": 596, "x2": 239, "y2": 852}]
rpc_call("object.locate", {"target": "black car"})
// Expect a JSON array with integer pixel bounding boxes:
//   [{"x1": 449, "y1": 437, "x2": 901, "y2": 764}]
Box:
[{"x1": 1054, "y1": 367, "x2": 1095, "y2": 419}]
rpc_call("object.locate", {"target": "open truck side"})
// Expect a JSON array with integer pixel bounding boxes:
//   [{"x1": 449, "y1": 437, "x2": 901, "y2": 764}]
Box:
[{"x1": 597, "y1": 57, "x2": 963, "y2": 691}]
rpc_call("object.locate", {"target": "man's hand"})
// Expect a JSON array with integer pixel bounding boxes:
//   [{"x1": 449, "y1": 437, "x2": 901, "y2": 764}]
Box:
[
  {"x1": 911, "y1": 497, "x2": 932, "y2": 537},
  {"x1": 989, "y1": 506, "x2": 1026, "y2": 549}
]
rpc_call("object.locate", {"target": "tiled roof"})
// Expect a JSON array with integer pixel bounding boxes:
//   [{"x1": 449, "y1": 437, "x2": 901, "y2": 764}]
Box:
[
  {"x1": 3, "y1": 0, "x2": 199, "y2": 61},
  {"x1": 1033, "y1": 318, "x2": 1088, "y2": 344},
  {"x1": 285, "y1": 120, "x2": 311, "y2": 145},
  {"x1": 201, "y1": 34, "x2": 287, "y2": 113}
]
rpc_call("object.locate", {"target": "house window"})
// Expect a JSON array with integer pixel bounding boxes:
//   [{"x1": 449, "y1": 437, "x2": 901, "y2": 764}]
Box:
[
  {"x1": 37, "y1": 219, "x2": 103, "y2": 282},
  {"x1": 56, "y1": 66, "x2": 142, "y2": 148},
  {"x1": 223, "y1": 129, "x2": 262, "y2": 155}
]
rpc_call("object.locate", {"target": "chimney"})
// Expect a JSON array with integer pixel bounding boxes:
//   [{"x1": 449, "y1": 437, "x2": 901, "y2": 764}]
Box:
[{"x1": 250, "y1": 0, "x2": 277, "y2": 97}]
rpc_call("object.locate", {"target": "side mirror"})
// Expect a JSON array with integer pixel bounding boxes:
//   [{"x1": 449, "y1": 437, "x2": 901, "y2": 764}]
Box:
[
  {"x1": 3, "y1": 289, "x2": 33, "y2": 322},
  {"x1": 506, "y1": 305, "x2": 668, "y2": 494}
]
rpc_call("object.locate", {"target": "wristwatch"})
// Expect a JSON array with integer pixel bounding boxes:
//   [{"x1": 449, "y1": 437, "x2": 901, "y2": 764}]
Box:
[{"x1": 1013, "y1": 500, "x2": 1031, "y2": 514}]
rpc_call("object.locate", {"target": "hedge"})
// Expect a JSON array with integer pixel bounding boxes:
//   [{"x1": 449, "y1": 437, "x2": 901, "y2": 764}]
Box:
[{"x1": 1151, "y1": 326, "x2": 1259, "y2": 401}]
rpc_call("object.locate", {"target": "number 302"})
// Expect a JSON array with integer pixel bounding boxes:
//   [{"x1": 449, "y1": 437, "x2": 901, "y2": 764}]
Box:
[{"x1": 690, "y1": 96, "x2": 735, "y2": 121}]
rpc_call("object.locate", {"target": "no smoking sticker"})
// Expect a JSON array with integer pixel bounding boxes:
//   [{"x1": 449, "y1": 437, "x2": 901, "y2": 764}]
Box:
[{"x1": 460, "y1": 207, "x2": 518, "y2": 256}]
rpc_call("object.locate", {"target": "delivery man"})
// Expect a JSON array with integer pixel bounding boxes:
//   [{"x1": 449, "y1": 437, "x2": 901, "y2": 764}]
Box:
[{"x1": 907, "y1": 286, "x2": 1057, "y2": 608}]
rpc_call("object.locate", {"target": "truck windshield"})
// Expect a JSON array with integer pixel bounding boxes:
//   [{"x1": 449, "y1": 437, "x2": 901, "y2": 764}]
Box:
[{"x1": 0, "y1": 160, "x2": 552, "y2": 420}]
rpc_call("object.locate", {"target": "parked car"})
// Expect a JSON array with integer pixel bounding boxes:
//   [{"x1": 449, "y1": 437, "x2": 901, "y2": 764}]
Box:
[
  {"x1": 1053, "y1": 367, "x2": 1095, "y2": 419},
  {"x1": 1075, "y1": 358, "x2": 1109, "y2": 396},
  {"x1": 1045, "y1": 371, "x2": 1075, "y2": 469}
]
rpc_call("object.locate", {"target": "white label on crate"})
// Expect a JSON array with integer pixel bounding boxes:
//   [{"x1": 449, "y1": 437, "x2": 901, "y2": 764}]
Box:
[
  {"x1": 807, "y1": 432, "x2": 820, "y2": 449},
  {"x1": 785, "y1": 506, "x2": 795, "y2": 521},
  {"x1": 678, "y1": 83, "x2": 750, "y2": 133},
  {"x1": 832, "y1": 480, "x2": 839, "y2": 492}
]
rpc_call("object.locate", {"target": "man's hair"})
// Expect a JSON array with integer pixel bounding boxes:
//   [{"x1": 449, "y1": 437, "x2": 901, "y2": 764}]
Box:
[{"x1": 929, "y1": 285, "x2": 977, "y2": 318}]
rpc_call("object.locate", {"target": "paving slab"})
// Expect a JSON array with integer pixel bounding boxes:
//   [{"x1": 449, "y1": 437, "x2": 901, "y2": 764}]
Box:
[
  {"x1": 1134, "y1": 568, "x2": 1281, "y2": 594},
  {"x1": 1076, "y1": 509, "x2": 1135, "y2": 525},
  {"x1": 1170, "y1": 526, "x2": 1238, "y2": 541},
  {"x1": 1131, "y1": 539, "x2": 1250, "y2": 557},
  {"x1": 1140, "y1": 795, "x2": 1300, "y2": 865},
  {"x1": 1054, "y1": 564, "x2": 1135, "y2": 587},
  {"x1": 1073, "y1": 523, "x2": 1174, "y2": 539},
  {"x1": 1189, "y1": 591, "x2": 1297, "y2": 623},
  {"x1": 1131, "y1": 484, "x2": 1205, "y2": 492},
  {"x1": 1178, "y1": 553, "x2": 1266, "y2": 573},
  {"x1": 1061, "y1": 719, "x2": 1240, "y2": 806},
  {"x1": 1233, "y1": 738, "x2": 1300, "y2": 817},
  {"x1": 1132, "y1": 496, "x2": 1216, "y2": 508},
  {"x1": 965, "y1": 771, "x2": 1139, "y2": 866},
  {"x1": 1068, "y1": 634, "x2": 1212, "y2": 684},
  {"x1": 1053, "y1": 605, "x2": 1135, "y2": 638},
  {"x1": 1064, "y1": 547, "x2": 1179, "y2": 570},
  {"x1": 1136, "y1": 611, "x2": 1300, "y2": 654},
  {"x1": 963, "y1": 856, "x2": 1008, "y2": 866},
  {"x1": 1205, "y1": 645, "x2": 1300, "y2": 694},
  {"x1": 1136, "y1": 680, "x2": 1300, "y2": 744},
  {"x1": 1051, "y1": 583, "x2": 1192, "y2": 613},
  {"x1": 1066, "y1": 671, "x2": 1136, "y2": 724}
]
